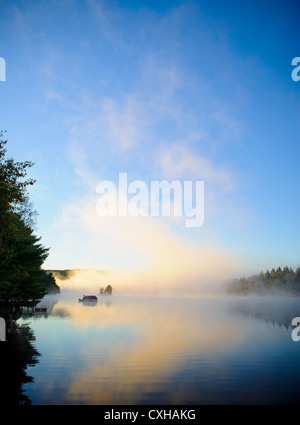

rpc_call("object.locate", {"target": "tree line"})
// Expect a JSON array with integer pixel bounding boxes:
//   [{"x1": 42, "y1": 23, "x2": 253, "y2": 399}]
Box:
[
  {"x1": 225, "y1": 266, "x2": 300, "y2": 295},
  {"x1": 0, "y1": 132, "x2": 59, "y2": 318}
]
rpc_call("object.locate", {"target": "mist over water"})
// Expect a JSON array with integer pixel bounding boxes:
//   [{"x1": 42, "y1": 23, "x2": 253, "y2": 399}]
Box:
[
  {"x1": 17, "y1": 290, "x2": 300, "y2": 405},
  {"x1": 53, "y1": 264, "x2": 238, "y2": 297}
]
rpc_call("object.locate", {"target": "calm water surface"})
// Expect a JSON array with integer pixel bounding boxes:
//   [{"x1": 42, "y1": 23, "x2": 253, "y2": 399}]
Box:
[{"x1": 15, "y1": 293, "x2": 300, "y2": 404}]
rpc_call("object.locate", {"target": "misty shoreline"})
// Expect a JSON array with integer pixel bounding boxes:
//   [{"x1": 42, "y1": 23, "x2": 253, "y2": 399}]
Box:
[{"x1": 47, "y1": 267, "x2": 300, "y2": 299}]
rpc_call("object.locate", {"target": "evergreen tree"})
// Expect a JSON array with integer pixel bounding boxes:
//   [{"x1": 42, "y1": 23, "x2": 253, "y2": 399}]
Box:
[
  {"x1": 0, "y1": 212, "x2": 48, "y2": 308},
  {"x1": 226, "y1": 266, "x2": 300, "y2": 295},
  {"x1": 40, "y1": 272, "x2": 60, "y2": 295},
  {"x1": 0, "y1": 132, "x2": 50, "y2": 312}
]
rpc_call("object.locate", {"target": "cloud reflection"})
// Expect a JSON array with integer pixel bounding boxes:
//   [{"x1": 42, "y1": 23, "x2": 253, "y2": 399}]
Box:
[{"x1": 49, "y1": 296, "x2": 244, "y2": 404}]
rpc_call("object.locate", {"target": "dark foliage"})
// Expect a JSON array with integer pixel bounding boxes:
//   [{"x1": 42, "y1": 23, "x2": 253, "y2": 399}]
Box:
[
  {"x1": 40, "y1": 272, "x2": 60, "y2": 294},
  {"x1": 0, "y1": 132, "x2": 54, "y2": 312},
  {"x1": 225, "y1": 266, "x2": 300, "y2": 295},
  {"x1": 100, "y1": 284, "x2": 113, "y2": 295}
]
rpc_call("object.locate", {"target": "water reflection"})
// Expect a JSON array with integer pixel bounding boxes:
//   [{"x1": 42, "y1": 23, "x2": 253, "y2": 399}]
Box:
[
  {"x1": 14, "y1": 294, "x2": 300, "y2": 405},
  {"x1": 230, "y1": 296, "x2": 300, "y2": 329},
  {"x1": 1, "y1": 322, "x2": 40, "y2": 405}
]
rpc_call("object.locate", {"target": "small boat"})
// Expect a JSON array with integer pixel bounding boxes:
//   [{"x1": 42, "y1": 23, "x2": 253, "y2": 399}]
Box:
[{"x1": 78, "y1": 295, "x2": 98, "y2": 305}]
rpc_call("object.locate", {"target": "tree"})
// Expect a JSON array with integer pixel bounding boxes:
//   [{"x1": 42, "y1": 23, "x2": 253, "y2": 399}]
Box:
[
  {"x1": 0, "y1": 133, "x2": 50, "y2": 313},
  {"x1": 104, "y1": 285, "x2": 113, "y2": 295},
  {"x1": 40, "y1": 272, "x2": 60, "y2": 294},
  {"x1": 0, "y1": 212, "x2": 49, "y2": 309},
  {"x1": 99, "y1": 285, "x2": 113, "y2": 295},
  {"x1": 0, "y1": 132, "x2": 36, "y2": 238}
]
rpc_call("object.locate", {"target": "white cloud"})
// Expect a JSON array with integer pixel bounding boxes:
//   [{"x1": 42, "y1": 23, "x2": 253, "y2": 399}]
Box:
[
  {"x1": 45, "y1": 90, "x2": 62, "y2": 102},
  {"x1": 101, "y1": 96, "x2": 144, "y2": 150},
  {"x1": 157, "y1": 142, "x2": 235, "y2": 189}
]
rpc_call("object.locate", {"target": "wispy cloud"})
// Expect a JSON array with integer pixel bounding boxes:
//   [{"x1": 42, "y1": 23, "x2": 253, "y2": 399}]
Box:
[
  {"x1": 157, "y1": 142, "x2": 235, "y2": 188},
  {"x1": 101, "y1": 96, "x2": 145, "y2": 151},
  {"x1": 45, "y1": 0, "x2": 251, "y2": 278},
  {"x1": 45, "y1": 89, "x2": 62, "y2": 102}
]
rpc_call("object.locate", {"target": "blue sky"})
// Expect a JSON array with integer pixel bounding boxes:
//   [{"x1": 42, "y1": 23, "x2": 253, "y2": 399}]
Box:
[{"x1": 0, "y1": 0, "x2": 300, "y2": 283}]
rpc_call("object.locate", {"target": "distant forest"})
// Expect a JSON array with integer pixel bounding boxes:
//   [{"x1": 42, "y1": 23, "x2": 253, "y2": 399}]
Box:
[
  {"x1": 48, "y1": 269, "x2": 76, "y2": 281},
  {"x1": 225, "y1": 266, "x2": 300, "y2": 295}
]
